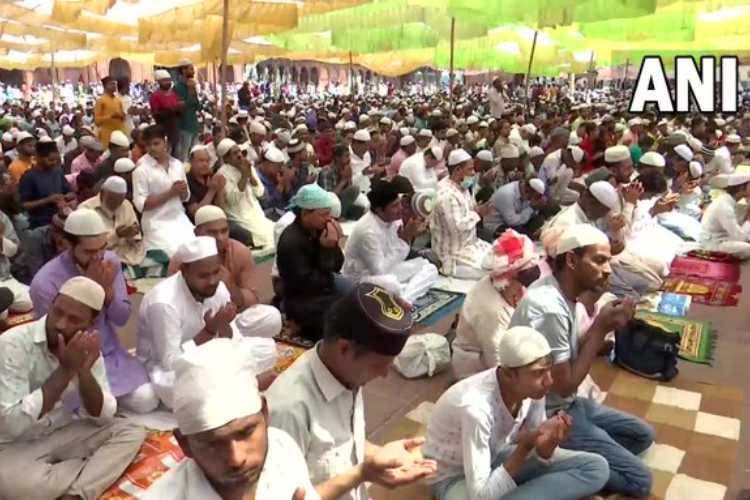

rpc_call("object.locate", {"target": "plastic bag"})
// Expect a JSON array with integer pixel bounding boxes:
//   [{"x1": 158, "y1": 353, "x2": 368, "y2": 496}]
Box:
[{"x1": 393, "y1": 333, "x2": 450, "y2": 378}]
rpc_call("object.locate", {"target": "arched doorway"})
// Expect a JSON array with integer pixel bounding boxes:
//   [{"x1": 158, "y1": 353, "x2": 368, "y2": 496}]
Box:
[
  {"x1": 108, "y1": 57, "x2": 131, "y2": 79},
  {"x1": 300, "y1": 67, "x2": 309, "y2": 86},
  {"x1": 310, "y1": 66, "x2": 319, "y2": 89}
]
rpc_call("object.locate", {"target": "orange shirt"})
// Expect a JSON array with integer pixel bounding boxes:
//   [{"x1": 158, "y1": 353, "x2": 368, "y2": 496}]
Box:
[{"x1": 8, "y1": 158, "x2": 32, "y2": 183}]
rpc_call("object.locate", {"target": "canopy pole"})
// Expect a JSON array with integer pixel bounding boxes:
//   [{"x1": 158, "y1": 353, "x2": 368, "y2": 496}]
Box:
[
  {"x1": 622, "y1": 58, "x2": 630, "y2": 90},
  {"x1": 448, "y1": 17, "x2": 455, "y2": 109},
  {"x1": 588, "y1": 50, "x2": 596, "y2": 89},
  {"x1": 220, "y1": 0, "x2": 230, "y2": 126},
  {"x1": 524, "y1": 29, "x2": 538, "y2": 108},
  {"x1": 51, "y1": 51, "x2": 57, "y2": 104},
  {"x1": 348, "y1": 51, "x2": 353, "y2": 95}
]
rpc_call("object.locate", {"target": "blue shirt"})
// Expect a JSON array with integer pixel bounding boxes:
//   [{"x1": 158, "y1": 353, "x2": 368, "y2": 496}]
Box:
[{"x1": 19, "y1": 167, "x2": 71, "y2": 229}]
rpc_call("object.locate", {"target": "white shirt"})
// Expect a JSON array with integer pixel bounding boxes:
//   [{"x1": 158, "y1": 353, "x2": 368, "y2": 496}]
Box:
[
  {"x1": 485, "y1": 181, "x2": 535, "y2": 232},
  {"x1": 0, "y1": 317, "x2": 116, "y2": 446},
  {"x1": 132, "y1": 154, "x2": 195, "y2": 257},
  {"x1": 538, "y1": 150, "x2": 562, "y2": 187},
  {"x1": 422, "y1": 369, "x2": 547, "y2": 500},
  {"x1": 265, "y1": 347, "x2": 367, "y2": 500},
  {"x1": 216, "y1": 162, "x2": 274, "y2": 248},
  {"x1": 701, "y1": 192, "x2": 750, "y2": 245},
  {"x1": 349, "y1": 147, "x2": 372, "y2": 194},
  {"x1": 400, "y1": 152, "x2": 438, "y2": 193},
  {"x1": 141, "y1": 427, "x2": 320, "y2": 500},
  {"x1": 488, "y1": 87, "x2": 505, "y2": 119},
  {"x1": 342, "y1": 212, "x2": 410, "y2": 281},
  {"x1": 55, "y1": 136, "x2": 78, "y2": 157}
]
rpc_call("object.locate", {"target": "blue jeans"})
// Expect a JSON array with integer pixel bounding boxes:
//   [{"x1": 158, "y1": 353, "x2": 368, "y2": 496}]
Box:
[
  {"x1": 433, "y1": 448, "x2": 609, "y2": 500},
  {"x1": 175, "y1": 130, "x2": 196, "y2": 162},
  {"x1": 562, "y1": 397, "x2": 655, "y2": 498}
]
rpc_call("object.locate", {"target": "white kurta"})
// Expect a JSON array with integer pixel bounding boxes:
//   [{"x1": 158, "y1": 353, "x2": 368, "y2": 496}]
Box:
[
  {"x1": 216, "y1": 163, "x2": 274, "y2": 248},
  {"x1": 349, "y1": 147, "x2": 372, "y2": 194},
  {"x1": 451, "y1": 276, "x2": 514, "y2": 380},
  {"x1": 700, "y1": 192, "x2": 750, "y2": 258},
  {"x1": 431, "y1": 178, "x2": 491, "y2": 277},
  {"x1": 342, "y1": 212, "x2": 438, "y2": 302},
  {"x1": 141, "y1": 427, "x2": 320, "y2": 500},
  {"x1": 400, "y1": 152, "x2": 438, "y2": 193},
  {"x1": 132, "y1": 154, "x2": 195, "y2": 257}
]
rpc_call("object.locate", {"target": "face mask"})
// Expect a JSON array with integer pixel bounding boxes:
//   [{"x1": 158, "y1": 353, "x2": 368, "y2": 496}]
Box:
[{"x1": 461, "y1": 175, "x2": 476, "y2": 190}]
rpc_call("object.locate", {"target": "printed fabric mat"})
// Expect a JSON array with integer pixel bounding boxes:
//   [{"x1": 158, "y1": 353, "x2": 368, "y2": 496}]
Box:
[
  {"x1": 411, "y1": 288, "x2": 465, "y2": 326},
  {"x1": 686, "y1": 249, "x2": 744, "y2": 263},
  {"x1": 662, "y1": 276, "x2": 742, "y2": 307},
  {"x1": 670, "y1": 256, "x2": 741, "y2": 283},
  {"x1": 636, "y1": 310, "x2": 715, "y2": 365},
  {"x1": 367, "y1": 360, "x2": 744, "y2": 500}
]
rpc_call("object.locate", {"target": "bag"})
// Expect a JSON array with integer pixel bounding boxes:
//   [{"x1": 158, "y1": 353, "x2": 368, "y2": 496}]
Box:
[
  {"x1": 393, "y1": 333, "x2": 451, "y2": 378},
  {"x1": 613, "y1": 319, "x2": 680, "y2": 381}
]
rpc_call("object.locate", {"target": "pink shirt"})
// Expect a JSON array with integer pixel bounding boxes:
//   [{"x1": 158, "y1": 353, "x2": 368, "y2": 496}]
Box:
[{"x1": 387, "y1": 148, "x2": 408, "y2": 177}]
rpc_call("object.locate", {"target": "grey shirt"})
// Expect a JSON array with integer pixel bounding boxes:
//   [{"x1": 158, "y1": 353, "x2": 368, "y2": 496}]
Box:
[{"x1": 509, "y1": 274, "x2": 578, "y2": 413}]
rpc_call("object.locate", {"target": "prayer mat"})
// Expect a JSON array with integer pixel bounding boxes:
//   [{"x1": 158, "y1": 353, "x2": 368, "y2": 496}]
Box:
[
  {"x1": 661, "y1": 276, "x2": 742, "y2": 307},
  {"x1": 670, "y1": 256, "x2": 741, "y2": 283},
  {"x1": 0, "y1": 311, "x2": 34, "y2": 333},
  {"x1": 686, "y1": 249, "x2": 744, "y2": 264},
  {"x1": 101, "y1": 431, "x2": 185, "y2": 500},
  {"x1": 124, "y1": 249, "x2": 170, "y2": 280},
  {"x1": 368, "y1": 360, "x2": 743, "y2": 500},
  {"x1": 275, "y1": 341, "x2": 308, "y2": 374},
  {"x1": 274, "y1": 320, "x2": 315, "y2": 349},
  {"x1": 412, "y1": 288, "x2": 465, "y2": 326},
  {"x1": 251, "y1": 246, "x2": 275, "y2": 265},
  {"x1": 636, "y1": 311, "x2": 715, "y2": 364}
]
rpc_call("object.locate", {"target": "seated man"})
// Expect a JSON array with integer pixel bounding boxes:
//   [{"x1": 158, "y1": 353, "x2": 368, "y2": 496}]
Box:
[
  {"x1": 318, "y1": 144, "x2": 366, "y2": 220},
  {"x1": 700, "y1": 172, "x2": 750, "y2": 258},
  {"x1": 400, "y1": 144, "x2": 443, "y2": 194},
  {"x1": 168, "y1": 205, "x2": 282, "y2": 339},
  {"x1": 31, "y1": 208, "x2": 158, "y2": 414},
  {"x1": 266, "y1": 283, "x2": 437, "y2": 500},
  {"x1": 132, "y1": 124, "x2": 195, "y2": 258},
  {"x1": 113, "y1": 157, "x2": 136, "y2": 200},
  {"x1": 510, "y1": 224, "x2": 655, "y2": 498},
  {"x1": 342, "y1": 180, "x2": 438, "y2": 302},
  {"x1": 19, "y1": 140, "x2": 76, "y2": 229},
  {"x1": 483, "y1": 178, "x2": 547, "y2": 239},
  {"x1": 0, "y1": 208, "x2": 33, "y2": 313},
  {"x1": 452, "y1": 230, "x2": 540, "y2": 380},
  {"x1": 0, "y1": 276, "x2": 147, "y2": 499},
  {"x1": 277, "y1": 184, "x2": 351, "y2": 340},
  {"x1": 142, "y1": 339, "x2": 319, "y2": 500},
  {"x1": 431, "y1": 149, "x2": 492, "y2": 279},
  {"x1": 79, "y1": 176, "x2": 145, "y2": 268},
  {"x1": 137, "y1": 236, "x2": 276, "y2": 408},
  {"x1": 11, "y1": 210, "x2": 69, "y2": 285},
  {"x1": 257, "y1": 147, "x2": 293, "y2": 222},
  {"x1": 215, "y1": 138, "x2": 274, "y2": 249},
  {"x1": 425, "y1": 326, "x2": 609, "y2": 500}
]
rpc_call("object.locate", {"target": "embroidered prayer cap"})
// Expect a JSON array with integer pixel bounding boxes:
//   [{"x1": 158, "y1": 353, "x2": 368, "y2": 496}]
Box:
[
  {"x1": 173, "y1": 338, "x2": 262, "y2": 436},
  {"x1": 529, "y1": 178, "x2": 545, "y2": 195},
  {"x1": 411, "y1": 191, "x2": 435, "y2": 219},
  {"x1": 195, "y1": 205, "x2": 227, "y2": 227},
  {"x1": 555, "y1": 223, "x2": 609, "y2": 256},
  {"x1": 154, "y1": 69, "x2": 171, "y2": 81},
  {"x1": 499, "y1": 326, "x2": 551, "y2": 368},
  {"x1": 324, "y1": 283, "x2": 414, "y2": 357},
  {"x1": 482, "y1": 229, "x2": 539, "y2": 286},
  {"x1": 175, "y1": 236, "x2": 218, "y2": 264},
  {"x1": 639, "y1": 151, "x2": 665, "y2": 168},
  {"x1": 604, "y1": 145, "x2": 630, "y2": 163},
  {"x1": 689, "y1": 161, "x2": 703, "y2": 179},
  {"x1": 528, "y1": 146, "x2": 545, "y2": 159},
  {"x1": 263, "y1": 147, "x2": 285, "y2": 163},
  {"x1": 109, "y1": 130, "x2": 130, "y2": 148},
  {"x1": 353, "y1": 129, "x2": 371, "y2": 142},
  {"x1": 114, "y1": 158, "x2": 136, "y2": 174},
  {"x1": 448, "y1": 148, "x2": 471, "y2": 167},
  {"x1": 59, "y1": 276, "x2": 105, "y2": 312},
  {"x1": 400, "y1": 135, "x2": 415, "y2": 147},
  {"x1": 64, "y1": 208, "x2": 107, "y2": 236},
  {"x1": 290, "y1": 183, "x2": 334, "y2": 210},
  {"x1": 216, "y1": 138, "x2": 237, "y2": 158},
  {"x1": 466, "y1": 115, "x2": 479, "y2": 125},
  {"x1": 588, "y1": 180, "x2": 618, "y2": 210},
  {"x1": 101, "y1": 176, "x2": 127, "y2": 195},
  {"x1": 674, "y1": 144, "x2": 694, "y2": 162},
  {"x1": 287, "y1": 138, "x2": 305, "y2": 154}
]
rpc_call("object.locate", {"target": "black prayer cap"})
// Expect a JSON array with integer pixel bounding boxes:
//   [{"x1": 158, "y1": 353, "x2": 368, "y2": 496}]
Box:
[
  {"x1": 367, "y1": 179, "x2": 401, "y2": 210},
  {"x1": 324, "y1": 283, "x2": 414, "y2": 356}
]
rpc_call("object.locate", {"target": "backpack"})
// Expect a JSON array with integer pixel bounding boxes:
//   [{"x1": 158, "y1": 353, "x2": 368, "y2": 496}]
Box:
[{"x1": 613, "y1": 319, "x2": 680, "y2": 382}]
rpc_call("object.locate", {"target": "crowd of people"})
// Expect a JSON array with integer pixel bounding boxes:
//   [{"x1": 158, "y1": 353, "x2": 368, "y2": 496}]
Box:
[{"x1": 0, "y1": 62, "x2": 749, "y2": 500}]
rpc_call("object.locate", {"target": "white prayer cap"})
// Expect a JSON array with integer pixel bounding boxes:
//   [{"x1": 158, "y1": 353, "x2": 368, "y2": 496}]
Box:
[
  {"x1": 353, "y1": 129, "x2": 371, "y2": 142},
  {"x1": 500, "y1": 144, "x2": 520, "y2": 159},
  {"x1": 2, "y1": 132, "x2": 13, "y2": 142},
  {"x1": 237, "y1": 109, "x2": 249, "y2": 119},
  {"x1": 31, "y1": 109, "x2": 42, "y2": 119},
  {"x1": 293, "y1": 124, "x2": 308, "y2": 135},
  {"x1": 417, "y1": 128, "x2": 433, "y2": 138},
  {"x1": 287, "y1": 138, "x2": 305, "y2": 154},
  {"x1": 674, "y1": 144, "x2": 693, "y2": 162},
  {"x1": 173, "y1": 338, "x2": 262, "y2": 436},
  {"x1": 80, "y1": 135, "x2": 103, "y2": 152},
  {"x1": 476, "y1": 150, "x2": 493, "y2": 162},
  {"x1": 446, "y1": 128, "x2": 459, "y2": 138},
  {"x1": 556, "y1": 223, "x2": 610, "y2": 256},
  {"x1": 604, "y1": 145, "x2": 630, "y2": 163},
  {"x1": 249, "y1": 121, "x2": 267, "y2": 135},
  {"x1": 529, "y1": 178, "x2": 545, "y2": 195},
  {"x1": 499, "y1": 326, "x2": 551, "y2": 368},
  {"x1": 101, "y1": 176, "x2": 127, "y2": 195},
  {"x1": 521, "y1": 123, "x2": 537, "y2": 134},
  {"x1": 190, "y1": 144, "x2": 208, "y2": 157},
  {"x1": 466, "y1": 115, "x2": 479, "y2": 125},
  {"x1": 528, "y1": 146, "x2": 545, "y2": 159},
  {"x1": 329, "y1": 192, "x2": 342, "y2": 219},
  {"x1": 726, "y1": 172, "x2": 750, "y2": 187},
  {"x1": 478, "y1": 121, "x2": 489, "y2": 128},
  {"x1": 59, "y1": 276, "x2": 105, "y2": 312},
  {"x1": 431, "y1": 109, "x2": 442, "y2": 117},
  {"x1": 195, "y1": 205, "x2": 227, "y2": 227},
  {"x1": 628, "y1": 117, "x2": 642, "y2": 127},
  {"x1": 228, "y1": 116, "x2": 238, "y2": 125},
  {"x1": 344, "y1": 121, "x2": 357, "y2": 131},
  {"x1": 715, "y1": 118, "x2": 726, "y2": 127},
  {"x1": 448, "y1": 148, "x2": 471, "y2": 167},
  {"x1": 568, "y1": 133, "x2": 582, "y2": 146},
  {"x1": 689, "y1": 161, "x2": 703, "y2": 179},
  {"x1": 588, "y1": 180, "x2": 618, "y2": 210},
  {"x1": 726, "y1": 134, "x2": 742, "y2": 144},
  {"x1": 16, "y1": 131, "x2": 34, "y2": 143},
  {"x1": 64, "y1": 208, "x2": 107, "y2": 236},
  {"x1": 154, "y1": 69, "x2": 171, "y2": 80},
  {"x1": 175, "y1": 236, "x2": 217, "y2": 264},
  {"x1": 428, "y1": 144, "x2": 443, "y2": 160},
  {"x1": 263, "y1": 147, "x2": 285, "y2": 163},
  {"x1": 274, "y1": 130, "x2": 291, "y2": 144},
  {"x1": 687, "y1": 136, "x2": 702, "y2": 152},
  {"x1": 658, "y1": 118, "x2": 669, "y2": 126},
  {"x1": 639, "y1": 151, "x2": 665, "y2": 168},
  {"x1": 216, "y1": 138, "x2": 237, "y2": 158},
  {"x1": 114, "y1": 158, "x2": 135, "y2": 173},
  {"x1": 568, "y1": 145, "x2": 584, "y2": 163},
  {"x1": 400, "y1": 135, "x2": 415, "y2": 147},
  {"x1": 109, "y1": 130, "x2": 130, "y2": 148},
  {"x1": 39, "y1": 136, "x2": 53, "y2": 144},
  {"x1": 62, "y1": 125, "x2": 75, "y2": 136},
  {"x1": 399, "y1": 126, "x2": 410, "y2": 136},
  {"x1": 359, "y1": 114, "x2": 370, "y2": 123},
  {"x1": 380, "y1": 117, "x2": 392, "y2": 126}
]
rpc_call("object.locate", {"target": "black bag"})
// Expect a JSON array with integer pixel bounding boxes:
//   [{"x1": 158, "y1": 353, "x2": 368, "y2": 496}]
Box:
[{"x1": 614, "y1": 319, "x2": 680, "y2": 381}]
